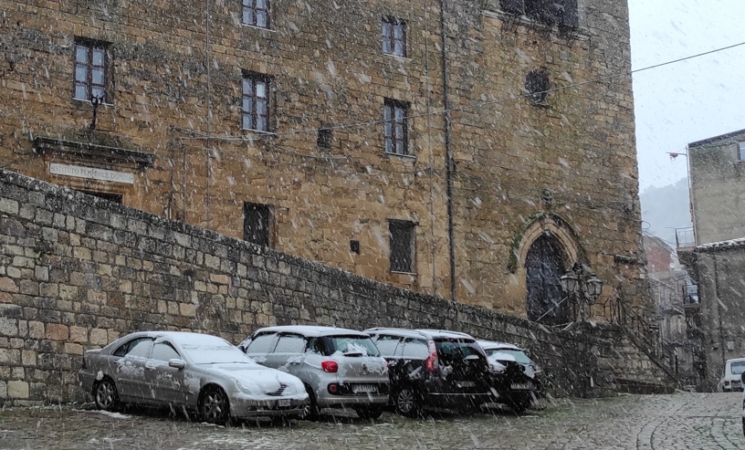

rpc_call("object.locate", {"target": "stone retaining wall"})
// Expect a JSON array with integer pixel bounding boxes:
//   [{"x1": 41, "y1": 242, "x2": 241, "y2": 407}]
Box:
[{"x1": 0, "y1": 170, "x2": 675, "y2": 405}]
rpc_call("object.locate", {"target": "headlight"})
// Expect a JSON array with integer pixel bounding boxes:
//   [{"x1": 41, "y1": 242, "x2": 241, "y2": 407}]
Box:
[{"x1": 235, "y1": 379, "x2": 256, "y2": 394}]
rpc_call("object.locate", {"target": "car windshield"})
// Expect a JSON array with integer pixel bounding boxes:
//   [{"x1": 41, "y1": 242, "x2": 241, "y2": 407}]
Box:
[
  {"x1": 181, "y1": 344, "x2": 256, "y2": 365},
  {"x1": 435, "y1": 338, "x2": 485, "y2": 359},
  {"x1": 326, "y1": 335, "x2": 380, "y2": 357},
  {"x1": 486, "y1": 348, "x2": 532, "y2": 364},
  {"x1": 731, "y1": 361, "x2": 745, "y2": 375}
]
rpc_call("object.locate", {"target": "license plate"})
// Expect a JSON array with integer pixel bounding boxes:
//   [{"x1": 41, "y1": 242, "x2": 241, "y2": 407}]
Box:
[
  {"x1": 457, "y1": 381, "x2": 476, "y2": 388},
  {"x1": 511, "y1": 383, "x2": 532, "y2": 390},
  {"x1": 353, "y1": 385, "x2": 377, "y2": 394},
  {"x1": 276, "y1": 399, "x2": 292, "y2": 407}
]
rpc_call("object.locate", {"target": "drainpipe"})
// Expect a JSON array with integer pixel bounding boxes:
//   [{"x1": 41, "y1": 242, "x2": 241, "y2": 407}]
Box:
[
  {"x1": 439, "y1": 0, "x2": 456, "y2": 302},
  {"x1": 713, "y1": 255, "x2": 726, "y2": 378}
]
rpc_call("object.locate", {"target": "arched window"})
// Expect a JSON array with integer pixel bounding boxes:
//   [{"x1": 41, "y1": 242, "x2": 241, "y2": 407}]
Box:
[{"x1": 526, "y1": 234, "x2": 568, "y2": 325}]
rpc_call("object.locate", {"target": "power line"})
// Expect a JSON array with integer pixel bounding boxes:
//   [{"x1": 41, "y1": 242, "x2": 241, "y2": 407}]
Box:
[{"x1": 245, "y1": 40, "x2": 745, "y2": 137}]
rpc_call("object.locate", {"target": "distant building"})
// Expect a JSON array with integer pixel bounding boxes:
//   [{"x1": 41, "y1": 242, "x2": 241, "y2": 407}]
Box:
[
  {"x1": 643, "y1": 235, "x2": 696, "y2": 384},
  {"x1": 678, "y1": 129, "x2": 745, "y2": 390}
]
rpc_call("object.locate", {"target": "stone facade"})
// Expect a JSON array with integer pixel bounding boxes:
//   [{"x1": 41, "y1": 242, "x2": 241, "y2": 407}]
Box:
[
  {"x1": 687, "y1": 241, "x2": 745, "y2": 391},
  {"x1": 0, "y1": 0, "x2": 648, "y2": 318},
  {"x1": 0, "y1": 170, "x2": 674, "y2": 405}
]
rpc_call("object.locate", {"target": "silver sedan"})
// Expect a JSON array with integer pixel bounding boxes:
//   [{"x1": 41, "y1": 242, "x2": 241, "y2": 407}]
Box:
[{"x1": 78, "y1": 331, "x2": 308, "y2": 424}]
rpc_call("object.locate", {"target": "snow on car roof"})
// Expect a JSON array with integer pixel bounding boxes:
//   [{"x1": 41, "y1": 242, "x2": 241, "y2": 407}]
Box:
[
  {"x1": 477, "y1": 340, "x2": 523, "y2": 351},
  {"x1": 113, "y1": 331, "x2": 232, "y2": 346},
  {"x1": 365, "y1": 327, "x2": 477, "y2": 340},
  {"x1": 252, "y1": 325, "x2": 369, "y2": 337}
]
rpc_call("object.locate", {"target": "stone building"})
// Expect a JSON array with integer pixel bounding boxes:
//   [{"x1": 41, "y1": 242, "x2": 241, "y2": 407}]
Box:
[
  {"x1": 678, "y1": 129, "x2": 745, "y2": 390},
  {"x1": 0, "y1": 0, "x2": 647, "y2": 321}
]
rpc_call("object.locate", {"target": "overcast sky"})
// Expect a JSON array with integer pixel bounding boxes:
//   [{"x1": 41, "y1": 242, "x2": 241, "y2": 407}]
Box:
[{"x1": 628, "y1": 0, "x2": 745, "y2": 191}]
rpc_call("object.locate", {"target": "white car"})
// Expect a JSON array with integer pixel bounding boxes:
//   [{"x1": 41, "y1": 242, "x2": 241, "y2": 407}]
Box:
[{"x1": 718, "y1": 357, "x2": 745, "y2": 392}]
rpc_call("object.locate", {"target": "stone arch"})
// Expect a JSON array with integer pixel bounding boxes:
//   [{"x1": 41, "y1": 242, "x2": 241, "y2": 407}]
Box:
[{"x1": 507, "y1": 212, "x2": 586, "y2": 324}]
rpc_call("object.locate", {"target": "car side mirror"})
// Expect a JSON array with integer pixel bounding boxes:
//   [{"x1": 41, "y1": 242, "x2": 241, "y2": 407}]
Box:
[{"x1": 168, "y1": 359, "x2": 186, "y2": 369}]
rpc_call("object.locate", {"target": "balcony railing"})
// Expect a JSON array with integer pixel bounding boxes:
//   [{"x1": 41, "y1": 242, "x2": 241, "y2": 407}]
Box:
[{"x1": 675, "y1": 227, "x2": 695, "y2": 249}]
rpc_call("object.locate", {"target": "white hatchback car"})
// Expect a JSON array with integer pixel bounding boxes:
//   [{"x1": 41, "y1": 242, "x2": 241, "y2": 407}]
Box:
[
  {"x1": 239, "y1": 326, "x2": 389, "y2": 419},
  {"x1": 718, "y1": 358, "x2": 745, "y2": 392}
]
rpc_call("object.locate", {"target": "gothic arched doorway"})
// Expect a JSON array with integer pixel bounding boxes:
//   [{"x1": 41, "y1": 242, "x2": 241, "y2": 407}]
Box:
[{"x1": 526, "y1": 234, "x2": 568, "y2": 325}]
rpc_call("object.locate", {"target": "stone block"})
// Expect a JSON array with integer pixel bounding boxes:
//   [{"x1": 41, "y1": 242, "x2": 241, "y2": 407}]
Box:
[
  {"x1": 8, "y1": 380, "x2": 29, "y2": 399},
  {"x1": 0, "y1": 380, "x2": 6, "y2": 398},
  {"x1": 46, "y1": 323, "x2": 69, "y2": 341},
  {"x1": 70, "y1": 326, "x2": 88, "y2": 343},
  {"x1": 21, "y1": 350, "x2": 36, "y2": 365},
  {"x1": 0, "y1": 318, "x2": 18, "y2": 336},
  {"x1": 64, "y1": 343, "x2": 83, "y2": 355},
  {"x1": 210, "y1": 274, "x2": 230, "y2": 285},
  {"x1": 89, "y1": 328, "x2": 108, "y2": 345},
  {"x1": 28, "y1": 321, "x2": 44, "y2": 339},
  {"x1": 180, "y1": 303, "x2": 196, "y2": 317},
  {"x1": 0, "y1": 277, "x2": 19, "y2": 293},
  {"x1": 0, "y1": 198, "x2": 19, "y2": 215}
]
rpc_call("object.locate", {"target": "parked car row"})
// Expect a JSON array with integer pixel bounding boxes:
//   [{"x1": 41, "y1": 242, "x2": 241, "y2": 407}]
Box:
[{"x1": 78, "y1": 326, "x2": 545, "y2": 424}]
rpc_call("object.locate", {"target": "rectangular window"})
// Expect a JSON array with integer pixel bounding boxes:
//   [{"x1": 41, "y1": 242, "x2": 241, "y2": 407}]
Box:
[
  {"x1": 739, "y1": 142, "x2": 745, "y2": 160},
  {"x1": 74, "y1": 40, "x2": 108, "y2": 102},
  {"x1": 242, "y1": 73, "x2": 270, "y2": 132},
  {"x1": 384, "y1": 99, "x2": 409, "y2": 155},
  {"x1": 382, "y1": 18, "x2": 407, "y2": 57},
  {"x1": 242, "y1": 0, "x2": 270, "y2": 28},
  {"x1": 500, "y1": 0, "x2": 578, "y2": 30},
  {"x1": 389, "y1": 219, "x2": 415, "y2": 273},
  {"x1": 317, "y1": 128, "x2": 332, "y2": 150},
  {"x1": 243, "y1": 202, "x2": 272, "y2": 247}
]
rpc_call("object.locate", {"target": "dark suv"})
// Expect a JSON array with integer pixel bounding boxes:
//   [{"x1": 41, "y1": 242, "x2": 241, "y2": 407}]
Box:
[{"x1": 364, "y1": 328, "x2": 491, "y2": 417}]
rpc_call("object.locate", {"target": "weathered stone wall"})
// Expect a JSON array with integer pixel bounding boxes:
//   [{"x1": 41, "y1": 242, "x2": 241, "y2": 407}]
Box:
[
  {"x1": 0, "y1": 0, "x2": 649, "y2": 318},
  {"x1": 688, "y1": 130, "x2": 745, "y2": 246},
  {"x1": 0, "y1": 171, "x2": 674, "y2": 404},
  {"x1": 689, "y1": 244, "x2": 745, "y2": 391}
]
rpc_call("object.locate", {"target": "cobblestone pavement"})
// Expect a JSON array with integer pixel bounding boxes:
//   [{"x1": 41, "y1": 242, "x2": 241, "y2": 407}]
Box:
[{"x1": 0, "y1": 392, "x2": 743, "y2": 450}]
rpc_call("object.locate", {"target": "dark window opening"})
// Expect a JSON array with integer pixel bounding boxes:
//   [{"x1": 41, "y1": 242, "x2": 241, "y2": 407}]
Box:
[
  {"x1": 384, "y1": 99, "x2": 409, "y2": 155},
  {"x1": 317, "y1": 128, "x2": 332, "y2": 149},
  {"x1": 243, "y1": 202, "x2": 272, "y2": 247},
  {"x1": 77, "y1": 191, "x2": 123, "y2": 204},
  {"x1": 500, "y1": 0, "x2": 579, "y2": 30},
  {"x1": 382, "y1": 18, "x2": 407, "y2": 57},
  {"x1": 350, "y1": 240, "x2": 360, "y2": 254},
  {"x1": 242, "y1": 73, "x2": 270, "y2": 132},
  {"x1": 242, "y1": 0, "x2": 270, "y2": 28},
  {"x1": 525, "y1": 69, "x2": 550, "y2": 104},
  {"x1": 389, "y1": 219, "x2": 415, "y2": 273},
  {"x1": 74, "y1": 39, "x2": 109, "y2": 103}
]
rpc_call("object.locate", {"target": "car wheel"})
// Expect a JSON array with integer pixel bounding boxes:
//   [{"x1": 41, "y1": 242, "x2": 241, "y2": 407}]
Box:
[
  {"x1": 199, "y1": 386, "x2": 231, "y2": 425},
  {"x1": 299, "y1": 385, "x2": 320, "y2": 421},
  {"x1": 394, "y1": 386, "x2": 420, "y2": 418},
  {"x1": 93, "y1": 378, "x2": 119, "y2": 411},
  {"x1": 355, "y1": 406, "x2": 384, "y2": 420}
]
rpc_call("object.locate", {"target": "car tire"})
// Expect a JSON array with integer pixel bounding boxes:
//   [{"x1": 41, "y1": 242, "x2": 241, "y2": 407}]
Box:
[
  {"x1": 355, "y1": 406, "x2": 384, "y2": 420},
  {"x1": 199, "y1": 386, "x2": 231, "y2": 425},
  {"x1": 299, "y1": 385, "x2": 320, "y2": 421},
  {"x1": 93, "y1": 378, "x2": 119, "y2": 411},
  {"x1": 394, "y1": 386, "x2": 421, "y2": 418}
]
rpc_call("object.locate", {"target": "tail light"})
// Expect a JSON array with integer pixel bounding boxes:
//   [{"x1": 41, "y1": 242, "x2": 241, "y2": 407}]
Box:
[
  {"x1": 424, "y1": 340, "x2": 438, "y2": 372},
  {"x1": 322, "y1": 361, "x2": 338, "y2": 373}
]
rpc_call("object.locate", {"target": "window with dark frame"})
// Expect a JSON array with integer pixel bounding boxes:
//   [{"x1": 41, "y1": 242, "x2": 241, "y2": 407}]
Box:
[
  {"x1": 242, "y1": 73, "x2": 270, "y2": 132},
  {"x1": 739, "y1": 142, "x2": 745, "y2": 160},
  {"x1": 74, "y1": 40, "x2": 108, "y2": 102},
  {"x1": 243, "y1": 202, "x2": 272, "y2": 247},
  {"x1": 389, "y1": 219, "x2": 416, "y2": 273},
  {"x1": 242, "y1": 0, "x2": 270, "y2": 28},
  {"x1": 500, "y1": 0, "x2": 579, "y2": 30},
  {"x1": 384, "y1": 99, "x2": 409, "y2": 155},
  {"x1": 382, "y1": 18, "x2": 407, "y2": 57},
  {"x1": 317, "y1": 128, "x2": 332, "y2": 149}
]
